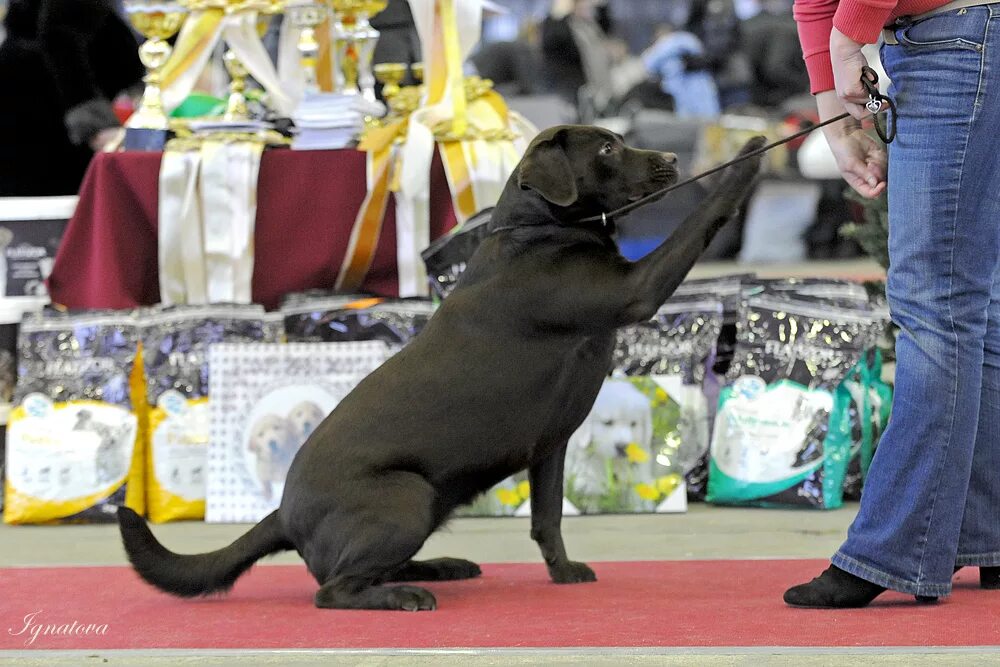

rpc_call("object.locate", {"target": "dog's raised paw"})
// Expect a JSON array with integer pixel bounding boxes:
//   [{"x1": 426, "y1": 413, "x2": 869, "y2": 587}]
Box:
[
  {"x1": 549, "y1": 560, "x2": 597, "y2": 584},
  {"x1": 390, "y1": 585, "x2": 437, "y2": 611}
]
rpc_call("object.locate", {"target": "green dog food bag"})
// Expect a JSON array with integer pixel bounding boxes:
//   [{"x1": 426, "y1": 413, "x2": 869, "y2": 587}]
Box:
[
  {"x1": 4, "y1": 310, "x2": 144, "y2": 524},
  {"x1": 141, "y1": 304, "x2": 283, "y2": 523},
  {"x1": 845, "y1": 348, "x2": 893, "y2": 499},
  {"x1": 706, "y1": 294, "x2": 885, "y2": 509}
]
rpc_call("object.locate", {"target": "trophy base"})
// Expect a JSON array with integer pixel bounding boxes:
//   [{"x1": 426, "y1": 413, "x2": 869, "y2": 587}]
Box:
[{"x1": 123, "y1": 127, "x2": 174, "y2": 152}]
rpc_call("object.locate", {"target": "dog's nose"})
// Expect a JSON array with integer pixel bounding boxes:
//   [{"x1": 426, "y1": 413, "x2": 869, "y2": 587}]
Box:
[
  {"x1": 661, "y1": 152, "x2": 678, "y2": 165},
  {"x1": 615, "y1": 443, "x2": 628, "y2": 457}
]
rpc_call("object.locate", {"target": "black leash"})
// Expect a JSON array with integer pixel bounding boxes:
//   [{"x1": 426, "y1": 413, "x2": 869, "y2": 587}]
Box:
[{"x1": 494, "y1": 66, "x2": 895, "y2": 233}]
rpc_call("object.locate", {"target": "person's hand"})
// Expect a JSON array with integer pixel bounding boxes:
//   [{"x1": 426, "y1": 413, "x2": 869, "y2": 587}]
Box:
[
  {"x1": 816, "y1": 90, "x2": 886, "y2": 198},
  {"x1": 89, "y1": 127, "x2": 124, "y2": 152},
  {"x1": 830, "y1": 27, "x2": 871, "y2": 120}
]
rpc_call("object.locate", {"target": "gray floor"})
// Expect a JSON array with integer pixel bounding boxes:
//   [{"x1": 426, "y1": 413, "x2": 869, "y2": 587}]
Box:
[{"x1": 3, "y1": 504, "x2": 1000, "y2": 665}]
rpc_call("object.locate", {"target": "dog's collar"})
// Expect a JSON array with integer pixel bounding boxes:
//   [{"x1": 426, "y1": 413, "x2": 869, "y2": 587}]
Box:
[{"x1": 489, "y1": 212, "x2": 609, "y2": 237}]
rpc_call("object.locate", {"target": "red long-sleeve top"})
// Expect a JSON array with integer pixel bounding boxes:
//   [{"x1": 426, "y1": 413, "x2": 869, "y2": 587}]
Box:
[{"x1": 794, "y1": 0, "x2": 953, "y2": 92}]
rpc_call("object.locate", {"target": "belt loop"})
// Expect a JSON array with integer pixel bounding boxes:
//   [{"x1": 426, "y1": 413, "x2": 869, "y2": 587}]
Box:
[{"x1": 882, "y1": 26, "x2": 899, "y2": 44}]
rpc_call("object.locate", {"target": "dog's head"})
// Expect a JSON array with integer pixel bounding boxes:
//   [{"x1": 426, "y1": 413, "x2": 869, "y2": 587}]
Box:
[
  {"x1": 288, "y1": 400, "x2": 325, "y2": 441},
  {"x1": 589, "y1": 379, "x2": 653, "y2": 460},
  {"x1": 516, "y1": 125, "x2": 678, "y2": 221}
]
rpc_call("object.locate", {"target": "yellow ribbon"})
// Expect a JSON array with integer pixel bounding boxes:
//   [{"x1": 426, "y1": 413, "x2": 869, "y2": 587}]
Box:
[
  {"x1": 339, "y1": 0, "x2": 533, "y2": 293},
  {"x1": 160, "y1": 8, "x2": 225, "y2": 90}
]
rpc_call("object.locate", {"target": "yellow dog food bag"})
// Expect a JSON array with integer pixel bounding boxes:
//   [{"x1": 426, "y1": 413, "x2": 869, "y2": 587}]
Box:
[
  {"x1": 141, "y1": 305, "x2": 283, "y2": 523},
  {"x1": 3, "y1": 310, "x2": 144, "y2": 524}
]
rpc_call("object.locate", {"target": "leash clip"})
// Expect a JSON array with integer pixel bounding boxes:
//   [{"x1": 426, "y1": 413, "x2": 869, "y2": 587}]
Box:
[
  {"x1": 860, "y1": 65, "x2": 897, "y2": 144},
  {"x1": 601, "y1": 212, "x2": 607, "y2": 228}
]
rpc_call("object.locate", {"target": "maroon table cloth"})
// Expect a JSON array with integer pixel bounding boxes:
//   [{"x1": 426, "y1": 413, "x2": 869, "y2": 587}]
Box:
[{"x1": 47, "y1": 148, "x2": 458, "y2": 311}]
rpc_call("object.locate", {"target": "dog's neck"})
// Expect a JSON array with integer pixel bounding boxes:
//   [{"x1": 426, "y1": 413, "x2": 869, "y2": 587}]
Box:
[{"x1": 489, "y1": 181, "x2": 614, "y2": 241}]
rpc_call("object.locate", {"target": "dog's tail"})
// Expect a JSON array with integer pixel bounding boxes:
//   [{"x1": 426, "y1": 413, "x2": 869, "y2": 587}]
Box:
[{"x1": 117, "y1": 506, "x2": 292, "y2": 597}]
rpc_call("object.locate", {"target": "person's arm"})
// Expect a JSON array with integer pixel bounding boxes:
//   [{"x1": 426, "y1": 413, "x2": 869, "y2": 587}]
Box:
[{"x1": 793, "y1": 0, "x2": 887, "y2": 198}]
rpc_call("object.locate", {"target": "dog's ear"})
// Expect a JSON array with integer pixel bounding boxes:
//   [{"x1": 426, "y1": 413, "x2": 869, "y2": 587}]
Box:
[{"x1": 517, "y1": 131, "x2": 578, "y2": 206}]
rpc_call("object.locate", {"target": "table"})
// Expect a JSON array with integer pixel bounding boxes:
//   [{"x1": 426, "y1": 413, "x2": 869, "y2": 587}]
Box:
[{"x1": 47, "y1": 149, "x2": 458, "y2": 311}]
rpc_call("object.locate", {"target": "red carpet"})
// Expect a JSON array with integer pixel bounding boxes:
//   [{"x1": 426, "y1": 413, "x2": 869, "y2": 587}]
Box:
[{"x1": 1, "y1": 560, "x2": 998, "y2": 650}]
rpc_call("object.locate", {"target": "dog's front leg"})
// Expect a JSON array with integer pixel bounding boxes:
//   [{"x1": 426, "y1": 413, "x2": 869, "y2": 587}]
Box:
[
  {"x1": 624, "y1": 136, "x2": 766, "y2": 319},
  {"x1": 529, "y1": 443, "x2": 596, "y2": 584}
]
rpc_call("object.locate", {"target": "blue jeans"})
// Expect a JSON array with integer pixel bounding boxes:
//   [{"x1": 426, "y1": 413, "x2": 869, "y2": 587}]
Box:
[{"x1": 833, "y1": 4, "x2": 1000, "y2": 597}]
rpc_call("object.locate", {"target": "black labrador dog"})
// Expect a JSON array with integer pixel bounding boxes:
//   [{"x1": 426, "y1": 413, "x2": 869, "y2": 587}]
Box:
[{"x1": 119, "y1": 125, "x2": 764, "y2": 611}]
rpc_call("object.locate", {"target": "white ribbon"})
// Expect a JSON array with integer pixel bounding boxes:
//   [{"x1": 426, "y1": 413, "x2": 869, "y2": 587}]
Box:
[
  {"x1": 158, "y1": 140, "x2": 263, "y2": 305},
  {"x1": 221, "y1": 12, "x2": 295, "y2": 116},
  {"x1": 200, "y1": 140, "x2": 262, "y2": 304},
  {"x1": 394, "y1": 0, "x2": 484, "y2": 297},
  {"x1": 158, "y1": 148, "x2": 206, "y2": 305}
]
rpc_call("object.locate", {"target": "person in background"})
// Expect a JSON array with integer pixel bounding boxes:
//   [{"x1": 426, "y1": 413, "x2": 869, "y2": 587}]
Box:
[
  {"x1": 0, "y1": 0, "x2": 143, "y2": 196},
  {"x1": 784, "y1": 0, "x2": 1000, "y2": 607},
  {"x1": 685, "y1": 0, "x2": 751, "y2": 108},
  {"x1": 739, "y1": 0, "x2": 809, "y2": 109},
  {"x1": 641, "y1": 23, "x2": 720, "y2": 119},
  {"x1": 540, "y1": 0, "x2": 614, "y2": 111},
  {"x1": 471, "y1": 21, "x2": 542, "y2": 98}
]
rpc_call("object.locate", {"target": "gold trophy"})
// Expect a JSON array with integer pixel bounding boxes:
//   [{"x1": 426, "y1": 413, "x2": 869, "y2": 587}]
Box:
[
  {"x1": 123, "y1": 0, "x2": 188, "y2": 149},
  {"x1": 220, "y1": 8, "x2": 280, "y2": 121},
  {"x1": 328, "y1": 0, "x2": 386, "y2": 102},
  {"x1": 285, "y1": 0, "x2": 329, "y2": 96}
]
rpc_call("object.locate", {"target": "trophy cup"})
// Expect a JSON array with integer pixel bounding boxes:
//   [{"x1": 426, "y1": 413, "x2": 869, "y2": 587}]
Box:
[
  {"x1": 285, "y1": 0, "x2": 329, "y2": 97},
  {"x1": 220, "y1": 7, "x2": 280, "y2": 122},
  {"x1": 373, "y1": 62, "x2": 406, "y2": 106},
  {"x1": 123, "y1": 0, "x2": 188, "y2": 150},
  {"x1": 222, "y1": 50, "x2": 250, "y2": 120},
  {"x1": 328, "y1": 0, "x2": 386, "y2": 103}
]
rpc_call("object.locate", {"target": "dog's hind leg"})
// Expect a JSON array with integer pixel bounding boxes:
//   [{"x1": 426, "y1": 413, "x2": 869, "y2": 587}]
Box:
[
  {"x1": 529, "y1": 443, "x2": 596, "y2": 584},
  {"x1": 310, "y1": 472, "x2": 441, "y2": 610},
  {"x1": 388, "y1": 558, "x2": 482, "y2": 582}
]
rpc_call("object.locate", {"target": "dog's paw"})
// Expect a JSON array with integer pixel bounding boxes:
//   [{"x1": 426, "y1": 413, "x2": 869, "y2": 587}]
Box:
[
  {"x1": 549, "y1": 560, "x2": 597, "y2": 584},
  {"x1": 388, "y1": 585, "x2": 438, "y2": 611}
]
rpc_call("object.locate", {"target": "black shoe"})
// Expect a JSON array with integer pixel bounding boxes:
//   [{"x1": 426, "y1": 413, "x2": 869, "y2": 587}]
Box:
[
  {"x1": 953, "y1": 565, "x2": 1000, "y2": 589},
  {"x1": 784, "y1": 565, "x2": 887, "y2": 608}
]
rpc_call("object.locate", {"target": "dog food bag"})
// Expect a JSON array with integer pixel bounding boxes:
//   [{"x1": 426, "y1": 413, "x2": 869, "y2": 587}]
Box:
[
  {"x1": 141, "y1": 305, "x2": 283, "y2": 523},
  {"x1": 4, "y1": 310, "x2": 144, "y2": 524},
  {"x1": 843, "y1": 349, "x2": 893, "y2": 501},
  {"x1": 282, "y1": 295, "x2": 436, "y2": 350},
  {"x1": 706, "y1": 294, "x2": 886, "y2": 509},
  {"x1": 674, "y1": 274, "x2": 755, "y2": 375},
  {"x1": 612, "y1": 297, "x2": 723, "y2": 504},
  {"x1": 745, "y1": 277, "x2": 871, "y2": 308},
  {"x1": 420, "y1": 207, "x2": 494, "y2": 300}
]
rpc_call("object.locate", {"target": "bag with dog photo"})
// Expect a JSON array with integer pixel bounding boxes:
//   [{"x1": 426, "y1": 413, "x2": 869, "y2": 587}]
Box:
[
  {"x1": 609, "y1": 297, "x2": 724, "y2": 508},
  {"x1": 282, "y1": 294, "x2": 436, "y2": 351},
  {"x1": 707, "y1": 294, "x2": 887, "y2": 509},
  {"x1": 205, "y1": 341, "x2": 391, "y2": 523},
  {"x1": 140, "y1": 305, "x2": 284, "y2": 523},
  {"x1": 3, "y1": 310, "x2": 144, "y2": 524}
]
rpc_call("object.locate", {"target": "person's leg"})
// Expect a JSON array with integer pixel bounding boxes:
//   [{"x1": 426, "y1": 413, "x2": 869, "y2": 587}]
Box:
[
  {"x1": 787, "y1": 5, "x2": 1000, "y2": 606},
  {"x1": 956, "y1": 266, "x2": 1000, "y2": 576}
]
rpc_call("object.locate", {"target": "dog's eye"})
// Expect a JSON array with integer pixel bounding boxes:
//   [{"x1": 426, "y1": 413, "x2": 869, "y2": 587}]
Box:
[{"x1": 599, "y1": 142, "x2": 614, "y2": 156}]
